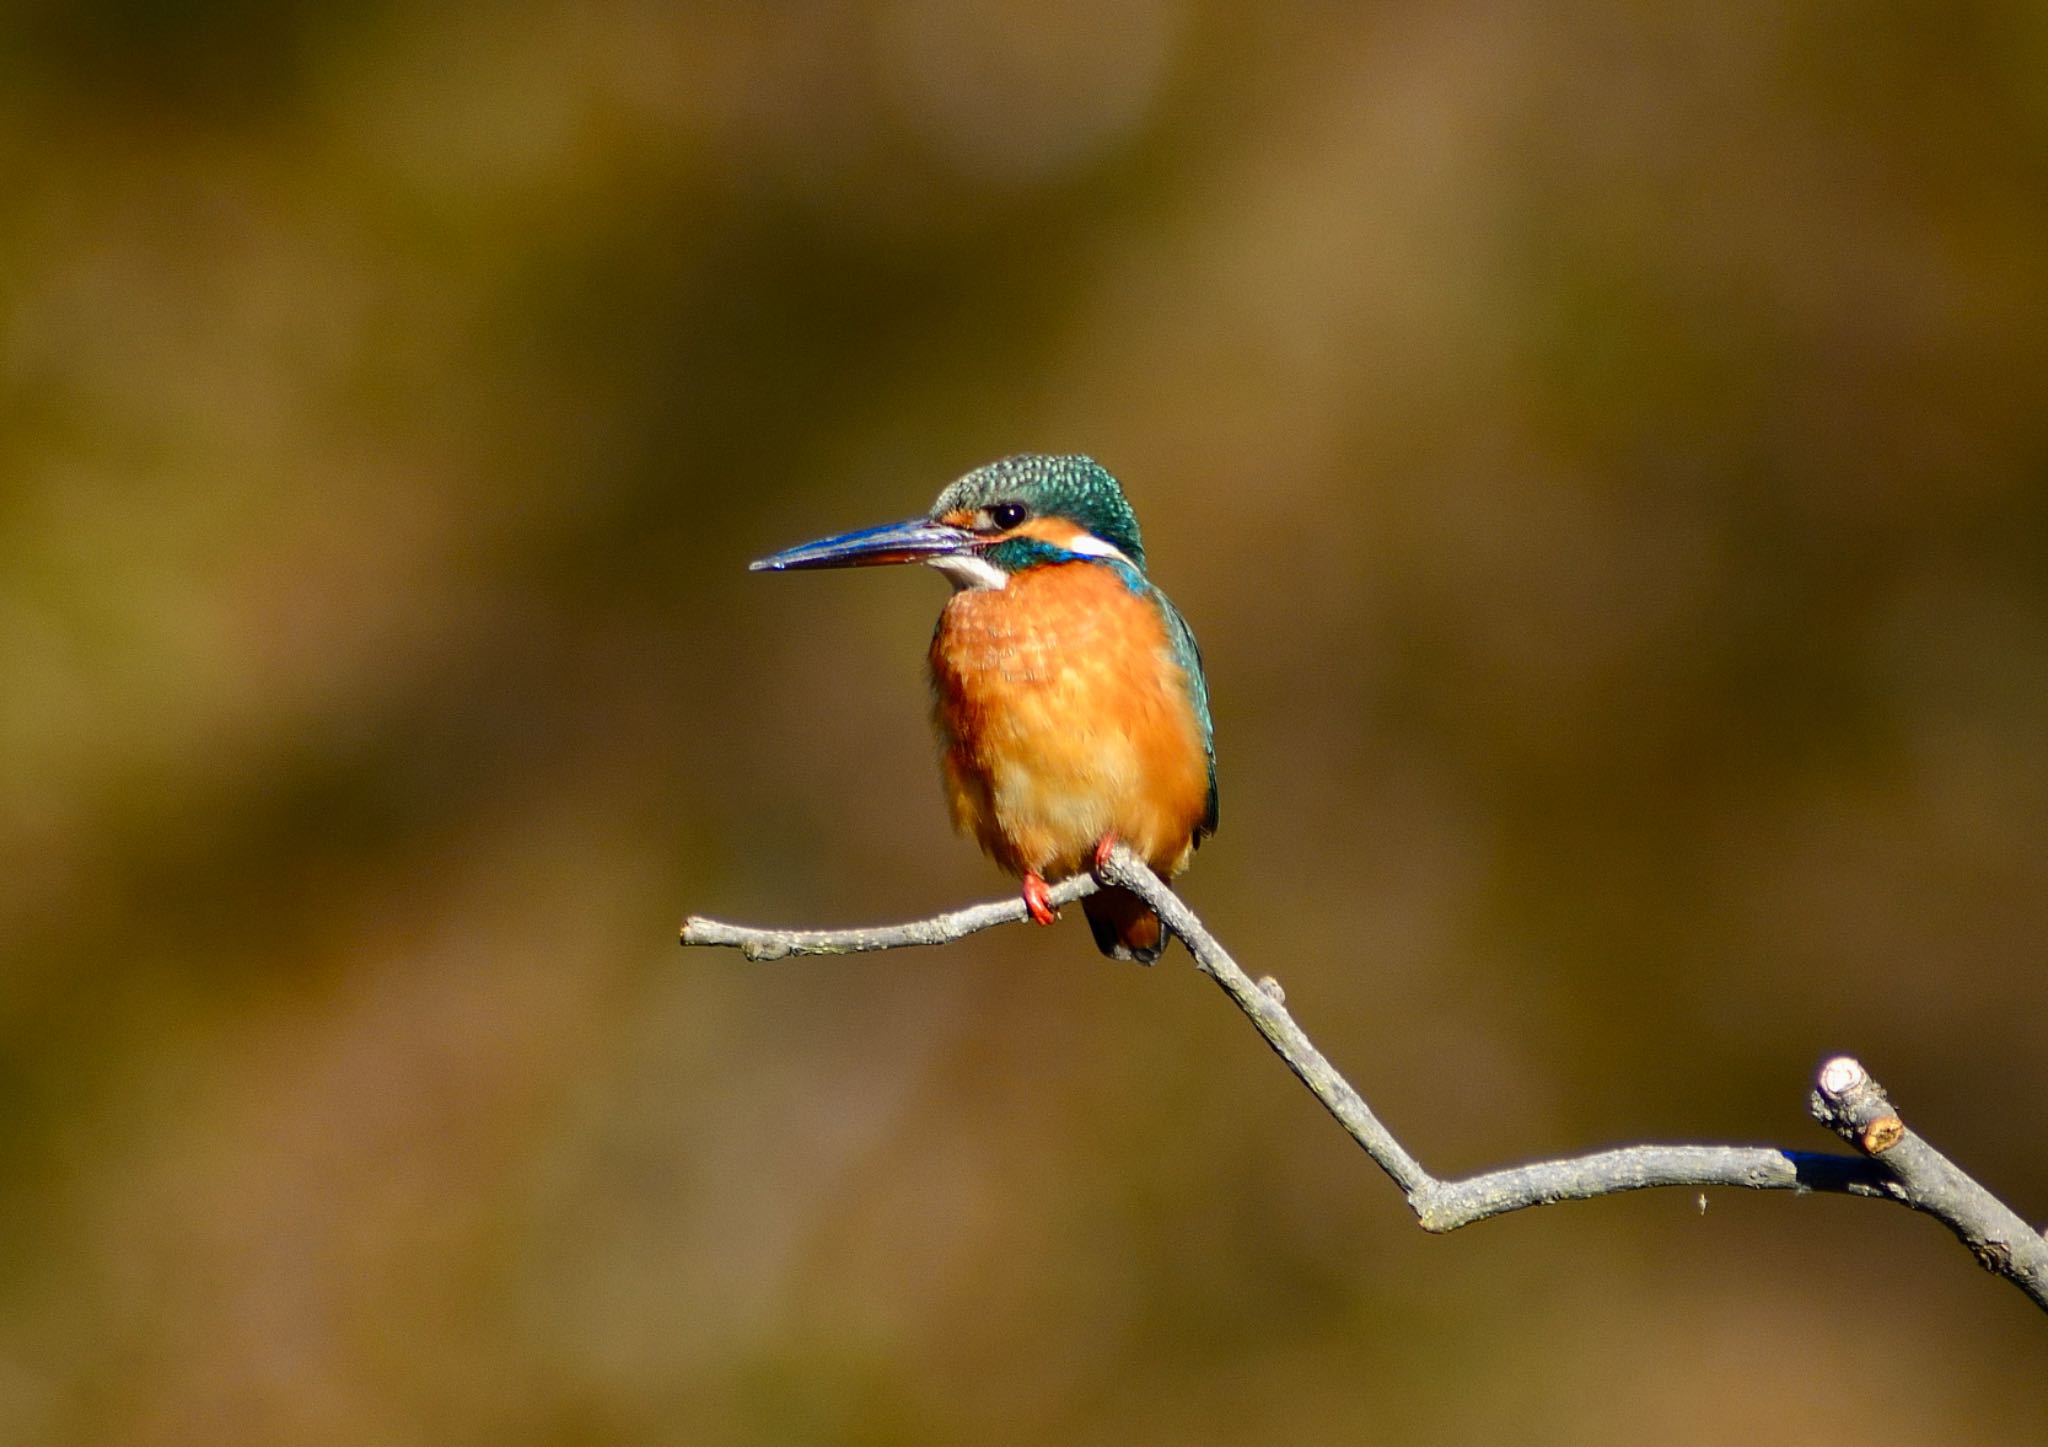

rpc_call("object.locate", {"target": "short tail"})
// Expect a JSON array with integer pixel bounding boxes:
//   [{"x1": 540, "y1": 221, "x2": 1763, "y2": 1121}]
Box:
[{"x1": 1082, "y1": 887, "x2": 1170, "y2": 965}]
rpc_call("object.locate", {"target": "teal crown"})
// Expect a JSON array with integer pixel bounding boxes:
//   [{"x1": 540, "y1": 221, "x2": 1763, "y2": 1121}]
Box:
[{"x1": 931, "y1": 454, "x2": 1146, "y2": 572}]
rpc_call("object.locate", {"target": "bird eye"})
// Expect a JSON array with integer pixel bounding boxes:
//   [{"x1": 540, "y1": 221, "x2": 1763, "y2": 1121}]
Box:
[{"x1": 989, "y1": 502, "x2": 1028, "y2": 530}]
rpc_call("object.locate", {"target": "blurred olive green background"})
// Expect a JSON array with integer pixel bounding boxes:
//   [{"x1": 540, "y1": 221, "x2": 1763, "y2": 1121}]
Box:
[{"x1": 5, "y1": 1, "x2": 2048, "y2": 1442}]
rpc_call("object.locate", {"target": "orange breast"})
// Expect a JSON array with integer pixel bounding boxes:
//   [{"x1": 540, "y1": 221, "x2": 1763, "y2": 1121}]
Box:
[{"x1": 929, "y1": 563, "x2": 1210, "y2": 882}]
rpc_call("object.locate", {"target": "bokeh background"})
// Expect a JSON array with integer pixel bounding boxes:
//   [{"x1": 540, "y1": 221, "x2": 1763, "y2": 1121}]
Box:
[{"x1": 5, "y1": 1, "x2": 2047, "y2": 1442}]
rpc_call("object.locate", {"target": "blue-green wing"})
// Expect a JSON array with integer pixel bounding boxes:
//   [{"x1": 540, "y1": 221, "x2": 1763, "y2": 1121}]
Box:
[{"x1": 1153, "y1": 586, "x2": 1218, "y2": 841}]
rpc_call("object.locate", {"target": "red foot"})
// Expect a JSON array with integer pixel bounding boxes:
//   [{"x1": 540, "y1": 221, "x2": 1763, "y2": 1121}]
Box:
[
  {"x1": 1021, "y1": 872, "x2": 1058, "y2": 926},
  {"x1": 1092, "y1": 832, "x2": 1120, "y2": 874}
]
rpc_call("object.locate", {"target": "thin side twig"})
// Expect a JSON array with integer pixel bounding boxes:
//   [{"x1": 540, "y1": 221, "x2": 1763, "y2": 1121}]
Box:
[
  {"x1": 681, "y1": 849, "x2": 2048, "y2": 1315},
  {"x1": 681, "y1": 871, "x2": 1100, "y2": 960}
]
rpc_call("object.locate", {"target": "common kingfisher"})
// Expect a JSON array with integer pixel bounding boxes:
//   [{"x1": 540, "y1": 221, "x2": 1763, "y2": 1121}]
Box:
[{"x1": 752, "y1": 454, "x2": 1217, "y2": 964}]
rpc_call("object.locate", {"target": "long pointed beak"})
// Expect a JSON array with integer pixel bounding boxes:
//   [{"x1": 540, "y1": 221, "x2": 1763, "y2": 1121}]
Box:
[{"x1": 750, "y1": 516, "x2": 972, "y2": 573}]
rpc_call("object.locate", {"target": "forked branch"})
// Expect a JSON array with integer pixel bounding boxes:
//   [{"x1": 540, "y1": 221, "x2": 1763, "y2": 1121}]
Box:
[{"x1": 681, "y1": 849, "x2": 2048, "y2": 1315}]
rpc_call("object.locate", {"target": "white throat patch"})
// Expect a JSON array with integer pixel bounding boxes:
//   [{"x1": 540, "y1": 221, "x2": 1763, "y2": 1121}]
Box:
[{"x1": 928, "y1": 553, "x2": 1008, "y2": 591}]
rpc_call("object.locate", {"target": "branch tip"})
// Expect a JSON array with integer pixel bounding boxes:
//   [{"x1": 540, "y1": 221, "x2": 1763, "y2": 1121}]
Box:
[{"x1": 1818, "y1": 1055, "x2": 1868, "y2": 1096}]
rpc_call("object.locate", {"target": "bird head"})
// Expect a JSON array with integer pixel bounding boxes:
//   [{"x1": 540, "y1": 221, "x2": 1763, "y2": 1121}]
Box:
[{"x1": 751, "y1": 454, "x2": 1145, "y2": 590}]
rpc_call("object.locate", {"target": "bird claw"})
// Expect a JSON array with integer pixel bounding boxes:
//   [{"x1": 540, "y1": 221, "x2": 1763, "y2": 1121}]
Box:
[
  {"x1": 1091, "y1": 833, "x2": 1119, "y2": 875},
  {"x1": 1021, "y1": 873, "x2": 1058, "y2": 926}
]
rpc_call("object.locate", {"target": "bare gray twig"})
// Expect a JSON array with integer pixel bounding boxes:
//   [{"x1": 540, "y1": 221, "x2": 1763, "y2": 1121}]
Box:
[
  {"x1": 681, "y1": 871, "x2": 1099, "y2": 960},
  {"x1": 681, "y1": 848, "x2": 2048, "y2": 1315},
  {"x1": 1809, "y1": 1055, "x2": 2048, "y2": 1309}
]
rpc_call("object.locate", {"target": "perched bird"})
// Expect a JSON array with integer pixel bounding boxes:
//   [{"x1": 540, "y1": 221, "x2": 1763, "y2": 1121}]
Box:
[{"x1": 752, "y1": 454, "x2": 1216, "y2": 963}]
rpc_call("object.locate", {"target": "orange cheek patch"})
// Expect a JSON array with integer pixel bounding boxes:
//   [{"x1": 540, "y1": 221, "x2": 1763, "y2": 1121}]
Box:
[{"x1": 1013, "y1": 517, "x2": 1090, "y2": 549}]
